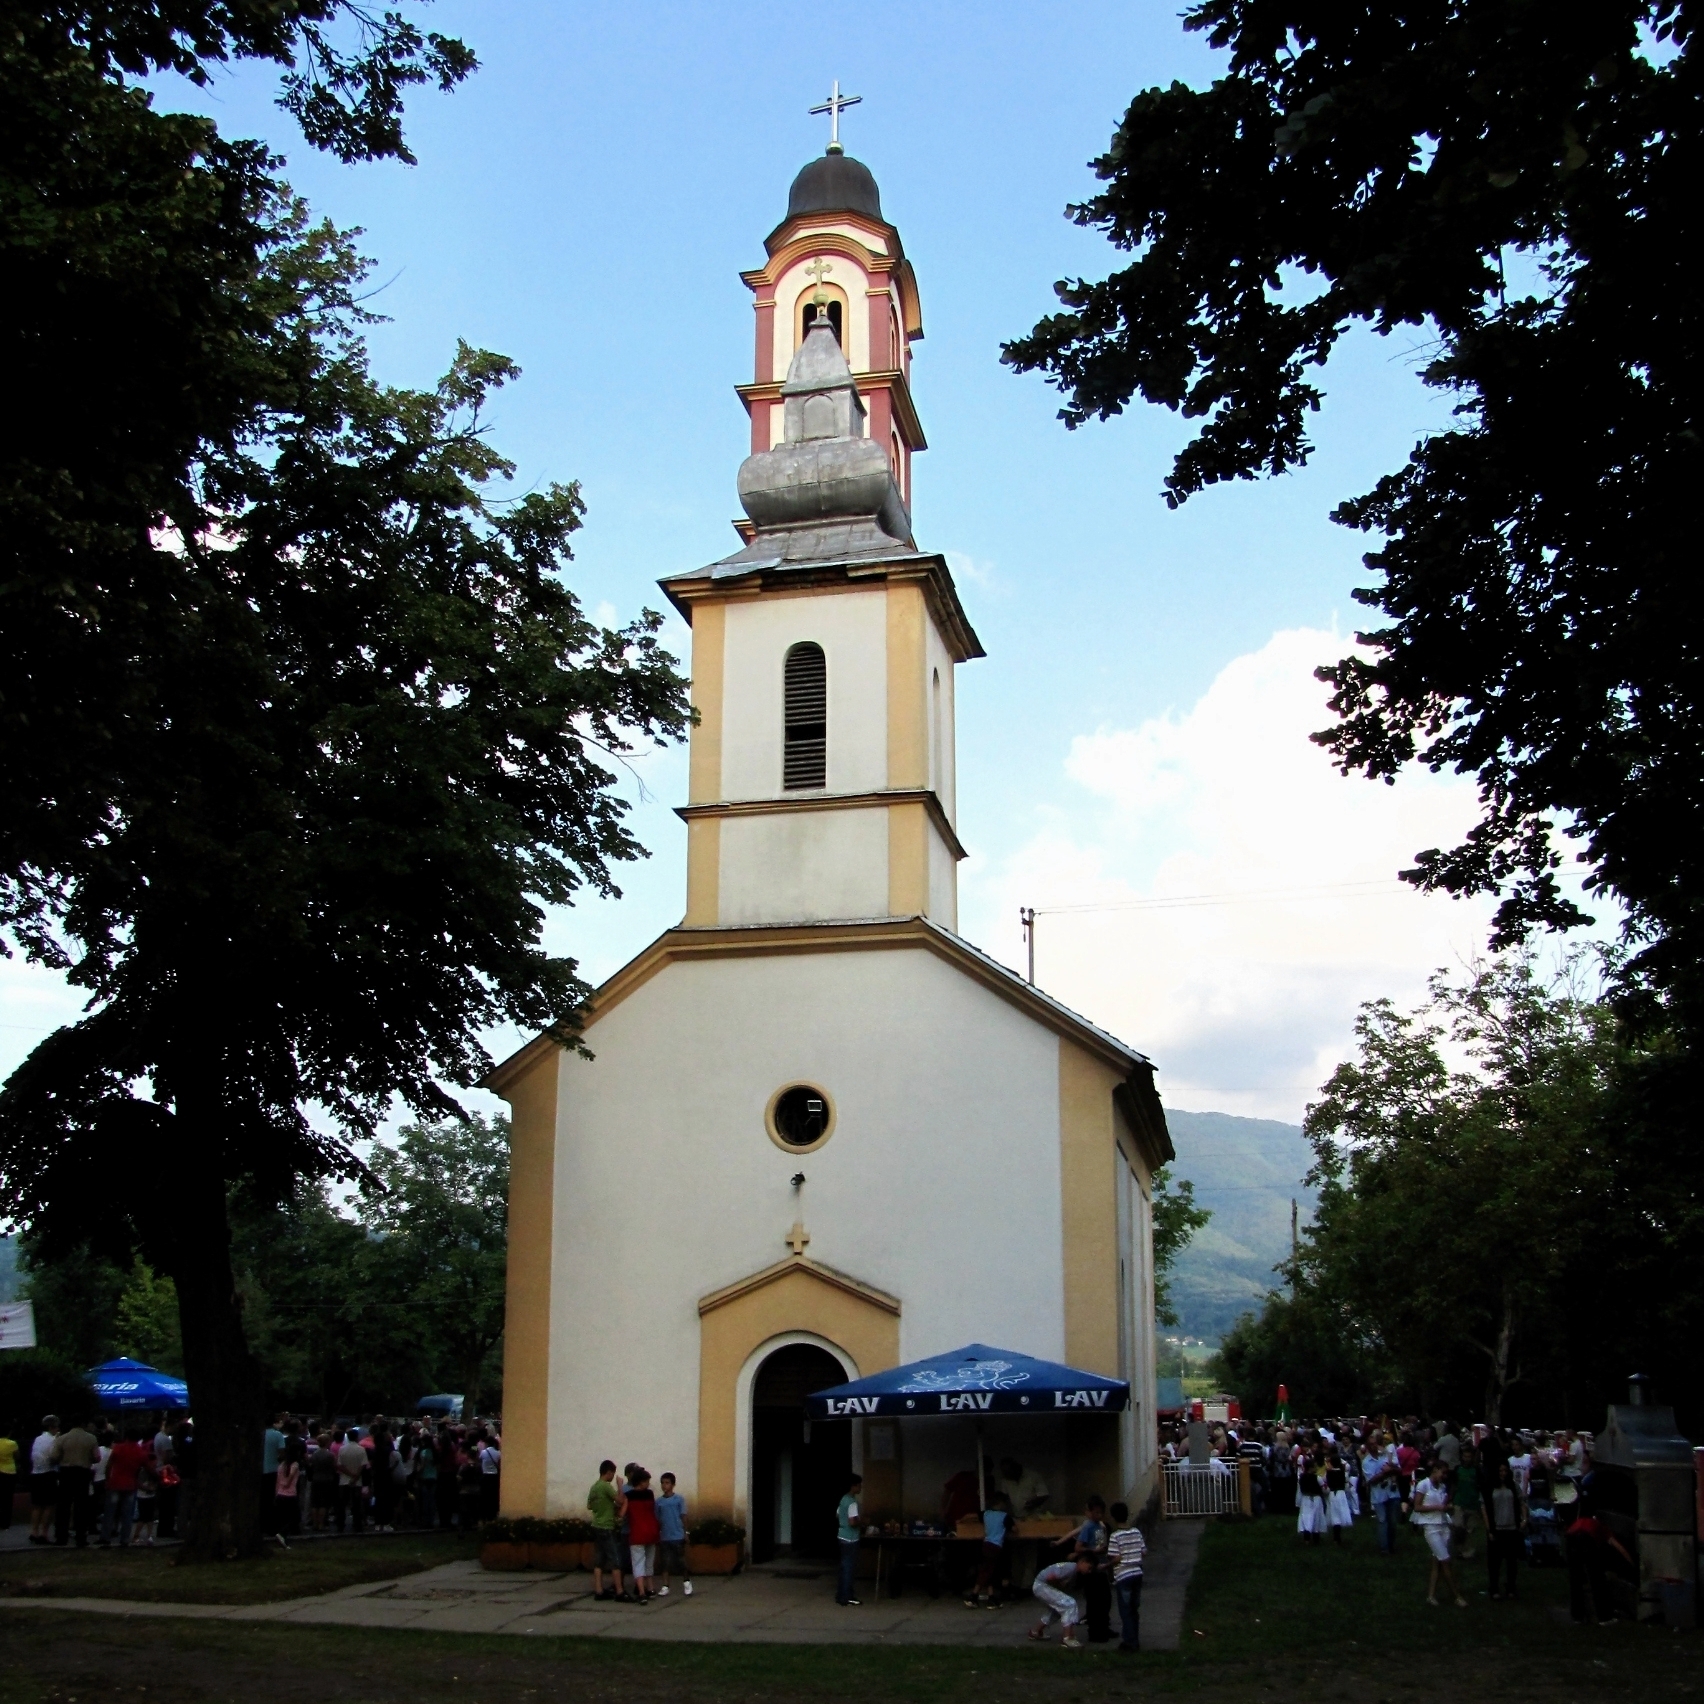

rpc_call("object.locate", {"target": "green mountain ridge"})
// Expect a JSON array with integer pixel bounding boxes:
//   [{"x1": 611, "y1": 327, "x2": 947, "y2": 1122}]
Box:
[{"x1": 1163, "y1": 1107, "x2": 1316, "y2": 1341}]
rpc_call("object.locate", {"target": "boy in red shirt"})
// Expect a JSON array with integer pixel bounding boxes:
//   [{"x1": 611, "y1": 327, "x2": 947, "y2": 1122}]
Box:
[{"x1": 624, "y1": 1468, "x2": 661, "y2": 1603}]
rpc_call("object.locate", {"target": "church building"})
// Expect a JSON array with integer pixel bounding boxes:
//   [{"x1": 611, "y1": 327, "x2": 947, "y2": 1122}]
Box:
[{"x1": 489, "y1": 133, "x2": 1174, "y2": 1553}]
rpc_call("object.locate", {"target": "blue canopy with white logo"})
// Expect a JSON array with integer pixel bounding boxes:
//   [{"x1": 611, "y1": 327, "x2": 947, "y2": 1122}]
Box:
[
  {"x1": 806, "y1": 1343, "x2": 1128, "y2": 1419},
  {"x1": 87, "y1": 1357, "x2": 190, "y2": 1411}
]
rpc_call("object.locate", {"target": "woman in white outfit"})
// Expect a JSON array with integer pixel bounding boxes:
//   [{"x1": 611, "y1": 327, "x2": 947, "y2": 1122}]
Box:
[
  {"x1": 1296, "y1": 1445, "x2": 1327, "y2": 1543},
  {"x1": 1413, "y1": 1460, "x2": 1467, "y2": 1607},
  {"x1": 1029, "y1": 1557, "x2": 1089, "y2": 1648}
]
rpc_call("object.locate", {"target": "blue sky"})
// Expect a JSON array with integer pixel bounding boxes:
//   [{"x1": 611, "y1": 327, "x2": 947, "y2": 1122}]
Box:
[{"x1": 3, "y1": 2, "x2": 1578, "y2": 1120}]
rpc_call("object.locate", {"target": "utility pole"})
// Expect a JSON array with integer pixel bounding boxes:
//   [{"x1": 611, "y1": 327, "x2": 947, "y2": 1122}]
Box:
[
  {"x1": 1290, "y1": 1197, "x2": 1299, "y2": 1284},
  {"x1": 1019, "y1": 906, "x2": 1035, "y2": 983}
]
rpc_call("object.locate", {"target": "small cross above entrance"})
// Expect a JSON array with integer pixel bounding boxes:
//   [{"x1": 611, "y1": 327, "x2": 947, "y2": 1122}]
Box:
[
  {"x1": 809, "y1": 81, "x2": 862, "y2": 153},
  {"x1": 786, "y1": 1221, "x2": 811, "y2": 1256}
]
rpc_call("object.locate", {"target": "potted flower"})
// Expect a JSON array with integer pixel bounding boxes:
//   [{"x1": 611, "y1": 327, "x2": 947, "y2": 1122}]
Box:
[
  {"x1": 479, "y1": 1515, "x2": 598, "y2": 1570},
  {"x1": 479, "y1": 1516, "x2": 529, "y2": 1571},
  {"x1": 686, "y1": 1516, "x2": 746, "y2": 1574},
  {"x1": 529, "y1": 1517, "x2": 596, "y2": 1571}
]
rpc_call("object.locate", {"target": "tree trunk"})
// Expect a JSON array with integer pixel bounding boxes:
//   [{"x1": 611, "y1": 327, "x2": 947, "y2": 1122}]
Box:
[
  {"x1": 165, "y1": 1168, "x2": 264, "y2": 1560},
  {"x1": 1483, "y1": 1288, "x2": 1518, "y2": 1427}
]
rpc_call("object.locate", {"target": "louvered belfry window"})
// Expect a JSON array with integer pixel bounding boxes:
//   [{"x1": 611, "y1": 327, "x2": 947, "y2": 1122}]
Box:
[{"x1": 783, "y1": 642, "x2": 828, "y2": 790}]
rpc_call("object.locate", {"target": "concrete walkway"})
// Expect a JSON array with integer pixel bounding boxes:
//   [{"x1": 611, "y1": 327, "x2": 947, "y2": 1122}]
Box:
[{"x1": 2, "y1": 1519, "x2": 1204, "y2": 1650}]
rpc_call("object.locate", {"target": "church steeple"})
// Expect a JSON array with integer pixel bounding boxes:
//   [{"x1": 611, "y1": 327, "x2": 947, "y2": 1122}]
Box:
[
  {"x1": 659, "y1": 141, "x2": 979, "y2": 936},
  {"x1": 734, "y1": 132, "x2": 925, "y2": 510}
]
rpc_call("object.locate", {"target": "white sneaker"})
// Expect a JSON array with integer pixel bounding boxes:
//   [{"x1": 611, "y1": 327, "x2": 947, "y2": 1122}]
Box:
[
  {"x1": 656, "y1": 1586, "x2": 669, "y2": 1596},
  {"x1": 683, "y1": 1581, "x2": 693, "y2": 1596}
]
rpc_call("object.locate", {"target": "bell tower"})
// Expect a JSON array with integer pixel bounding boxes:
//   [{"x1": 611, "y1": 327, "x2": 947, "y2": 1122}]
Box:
[
  {"x1": 660, "y1": 123, "x2": 980, "y2": 935},
  {"x1": 735, "y1": 113, "x2": 925, "y2": 512}
]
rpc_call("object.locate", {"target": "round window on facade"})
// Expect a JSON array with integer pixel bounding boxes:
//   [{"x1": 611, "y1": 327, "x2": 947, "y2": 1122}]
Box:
[{"x1": 766, "y1": 1083, "x2": 835, "y2": 1152}]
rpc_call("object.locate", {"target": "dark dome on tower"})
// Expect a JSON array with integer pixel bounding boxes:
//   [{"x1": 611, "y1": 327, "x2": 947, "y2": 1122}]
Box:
[{"x1": 787, "y1": 150, "x2": 883, "y2": 222}]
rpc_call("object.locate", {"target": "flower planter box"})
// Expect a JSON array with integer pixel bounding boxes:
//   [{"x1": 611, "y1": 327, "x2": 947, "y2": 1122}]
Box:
[
  {"x1": 527, "y1": 1542, "x2": 585, "y2": 1571},
  {"x1": 687, "y1": 1541, "x2": 742, "y2": 1574},
  {"x1": 481, "y1": 1540, "x2": 529, "y2": 1571}
]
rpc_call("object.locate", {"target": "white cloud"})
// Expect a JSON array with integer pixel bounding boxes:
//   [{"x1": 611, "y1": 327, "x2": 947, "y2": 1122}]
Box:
[{"x1": 963, "y1": 627, "x2": 1499, "y2": 1121}]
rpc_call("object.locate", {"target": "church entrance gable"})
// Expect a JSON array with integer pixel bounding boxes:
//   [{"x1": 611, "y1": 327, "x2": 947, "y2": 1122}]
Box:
[{"x1": 697, "y1": 1257, "x2": 899, "y2": 1527}]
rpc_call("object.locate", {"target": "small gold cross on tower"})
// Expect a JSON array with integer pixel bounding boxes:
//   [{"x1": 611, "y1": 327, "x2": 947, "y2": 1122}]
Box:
[
  {"x1": 804, "y1": 257, "x2": 834, "y2": 304},
  {"x1": 786, "y1": 1221, "x2": 811, "y2": 1257}
]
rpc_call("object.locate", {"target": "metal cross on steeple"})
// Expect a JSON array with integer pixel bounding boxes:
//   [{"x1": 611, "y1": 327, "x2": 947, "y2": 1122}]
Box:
[{"x1": 809, "y1": 80, "x2": 862, "y2": 153}]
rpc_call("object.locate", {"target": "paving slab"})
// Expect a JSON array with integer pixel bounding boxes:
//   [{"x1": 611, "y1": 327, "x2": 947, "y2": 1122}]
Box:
[{"x1": 1, "y1": 1522, "x2": 1205, "y2": 1648}]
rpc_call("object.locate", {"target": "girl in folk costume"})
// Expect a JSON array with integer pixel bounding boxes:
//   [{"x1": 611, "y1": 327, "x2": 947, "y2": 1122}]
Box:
[
  {"x1": 1295, "y1": 1444, "x2": 1328, "y2": 1544},
  {"x1": 1325, "y1": 1446, "x2": 1354, "y2": 1543}
]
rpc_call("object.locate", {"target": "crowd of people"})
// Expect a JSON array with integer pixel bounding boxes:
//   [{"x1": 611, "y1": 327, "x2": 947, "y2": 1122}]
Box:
[
  {"x1": 1163, "y1": 1415, "x2": 1629, "y2": 1622},
  {"x1": 260, "y1": 1411, "x2": 503, "y2": 1541},
  {"x1": 3, "y1": 1409, "x2": 503, "y2": 1549}
]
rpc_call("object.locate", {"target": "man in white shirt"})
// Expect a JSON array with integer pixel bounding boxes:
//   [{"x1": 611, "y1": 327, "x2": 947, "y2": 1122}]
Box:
[
  {"x1": 28, "y1": 1417, "x2": 59, "y2": 1544},
  {"x1": 1508, "y1": 1441, "x2": 1534, "y2": 1497},
  {"x1": 1363, "y1": 1433, "x2": 1403, "y2": 1555}
]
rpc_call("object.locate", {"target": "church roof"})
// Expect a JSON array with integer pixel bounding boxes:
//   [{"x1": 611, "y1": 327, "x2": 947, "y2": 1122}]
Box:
[{"x1": 786, "y1": 150, "x2": 883, "y2": 222}]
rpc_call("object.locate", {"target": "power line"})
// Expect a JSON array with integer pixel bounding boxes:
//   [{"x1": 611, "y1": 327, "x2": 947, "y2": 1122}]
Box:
[{"x1": 1032, "y1": 878, "x2": 1410, "y2": 917}]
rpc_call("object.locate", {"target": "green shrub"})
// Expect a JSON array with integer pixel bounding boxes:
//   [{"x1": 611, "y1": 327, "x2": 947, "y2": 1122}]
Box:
[
  {"x1": 689, "y1": 1517, "x2": 746, "y2": 1546},
  {"x1": 478, "y1": 1516, "x2": 596, "y2": 1544}
]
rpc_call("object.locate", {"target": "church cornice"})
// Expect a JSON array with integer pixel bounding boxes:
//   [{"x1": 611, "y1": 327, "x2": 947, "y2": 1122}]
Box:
[
  {"x1": 698, "y1": 1254, "x2": 901, "y2": 1319},
  {"x1": 676, "y1": 787, "x2": 967, "y2": 862},
  {"x1": 661, "y1": 557, "x2": 984, "y2": 664}
]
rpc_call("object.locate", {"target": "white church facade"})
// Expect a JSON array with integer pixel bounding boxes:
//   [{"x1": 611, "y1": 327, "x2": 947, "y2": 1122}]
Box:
[{"x1": 490, "y1": 139, "x2": 1173, "y2": 1553}]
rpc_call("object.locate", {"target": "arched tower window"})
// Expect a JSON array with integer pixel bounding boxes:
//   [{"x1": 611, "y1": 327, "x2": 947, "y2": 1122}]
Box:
[
  {"x1": 783, "y1": 642, "x2": 828, "y2": 790},
  {"x1": 801, "y1": 298, "x2": 843, "y2": 346}
]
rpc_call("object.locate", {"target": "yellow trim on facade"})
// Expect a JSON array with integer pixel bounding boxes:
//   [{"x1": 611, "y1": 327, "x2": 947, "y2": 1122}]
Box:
[
  {"x1": 684, "y1": 815, "x2": 721, "y2": 926},
  {"x1": 493, "y1": 1046, "x2": 559, "y2": 1517},
  {"x1": 678, "y1": 787, "x2": 966, "y2": 862},
  {"x1": 1058, "y1": 1038, "x2": 1122, "y2": 1380},
  {"x1": 885, "y1": 581, "x2": 928, "y2": 789},
  {"x1": 696, "y1": 1258, "x2": 901, "y2": 1522},
  {"x1": 887, "y1": 798, "x2": 931, "y2": 916},
  {"x1": 688, "y1": 599, "x2": 726, "y2": 805}
]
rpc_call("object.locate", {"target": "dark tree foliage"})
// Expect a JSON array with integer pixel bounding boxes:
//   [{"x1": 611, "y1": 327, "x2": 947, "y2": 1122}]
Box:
[
  {"x1": 1151, "y1": 1166, "x2": 1212, "y2": 1327},
  {"x1": 1217, "y1": 955, "x2": 1704, "y2": 1430},
  {"x1": 0, "y1": 4, "x2": 690, "y2": 1559},
  {"x1": 3, "y1": 1, "x2": 473, "y2": 942},
  {"x1": 1004, "y1": 3, "x2": 1701, "y2": 1028}
]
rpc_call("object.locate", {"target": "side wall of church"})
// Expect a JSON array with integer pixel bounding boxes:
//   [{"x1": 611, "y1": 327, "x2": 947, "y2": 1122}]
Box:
[{"x1": 537, "y1": 944, "x2": 1067, "y2": 1520}]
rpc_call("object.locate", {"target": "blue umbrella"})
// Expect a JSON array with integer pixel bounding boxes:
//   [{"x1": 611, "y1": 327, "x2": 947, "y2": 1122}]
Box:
[
  {"x1": 806, "y1": 1343, "x2": 1128, "y2": 1418},
  {"x1": 87, "y1": 1357, "x2": 190, "y2": 1411}
]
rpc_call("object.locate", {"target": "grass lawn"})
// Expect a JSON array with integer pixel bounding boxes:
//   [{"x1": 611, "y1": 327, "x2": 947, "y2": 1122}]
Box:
[
  {"x1": 0, "y1": 1517, "x2": 1696, "y2": 1704},
  {"x1": 0, "y1": 1531, "x2": 480, "y2": 1605}
]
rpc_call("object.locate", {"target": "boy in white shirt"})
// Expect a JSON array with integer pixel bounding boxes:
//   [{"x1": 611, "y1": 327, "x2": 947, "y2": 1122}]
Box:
[{"x1": 1106, "y1": 1500, "x2": 1146, "y2": 1652}]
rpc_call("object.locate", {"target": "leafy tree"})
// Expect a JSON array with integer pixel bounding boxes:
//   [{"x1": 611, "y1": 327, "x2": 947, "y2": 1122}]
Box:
[
  {"x1": 1214, "y1": 1288, "x2": 1376, "y2": 1420},
  {"x1": 0, "y1": 6, "x2": 692, "y2": 1560},
  {"x1": 353, "y1": 1115, "x2": 509, "y2": 1416},
  {"x1": 1152, "y1": 1166, "x2": 1212, "y2": 1327},
  {"x1": 1004, "y1": 3, "x2": 1700, "y2": 1027},
  {"x1": 4, "y1": 4, "x2": 475, "y2": 931}
]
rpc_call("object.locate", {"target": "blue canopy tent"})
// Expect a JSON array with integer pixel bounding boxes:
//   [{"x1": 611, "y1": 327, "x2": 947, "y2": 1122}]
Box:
[
  {"x1": 806, "y1": 1343, "x2": 1128, "y2": 1418},
  {"x1": 87, "y1": 1357, "x2": 190, "y2": 1411}
]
